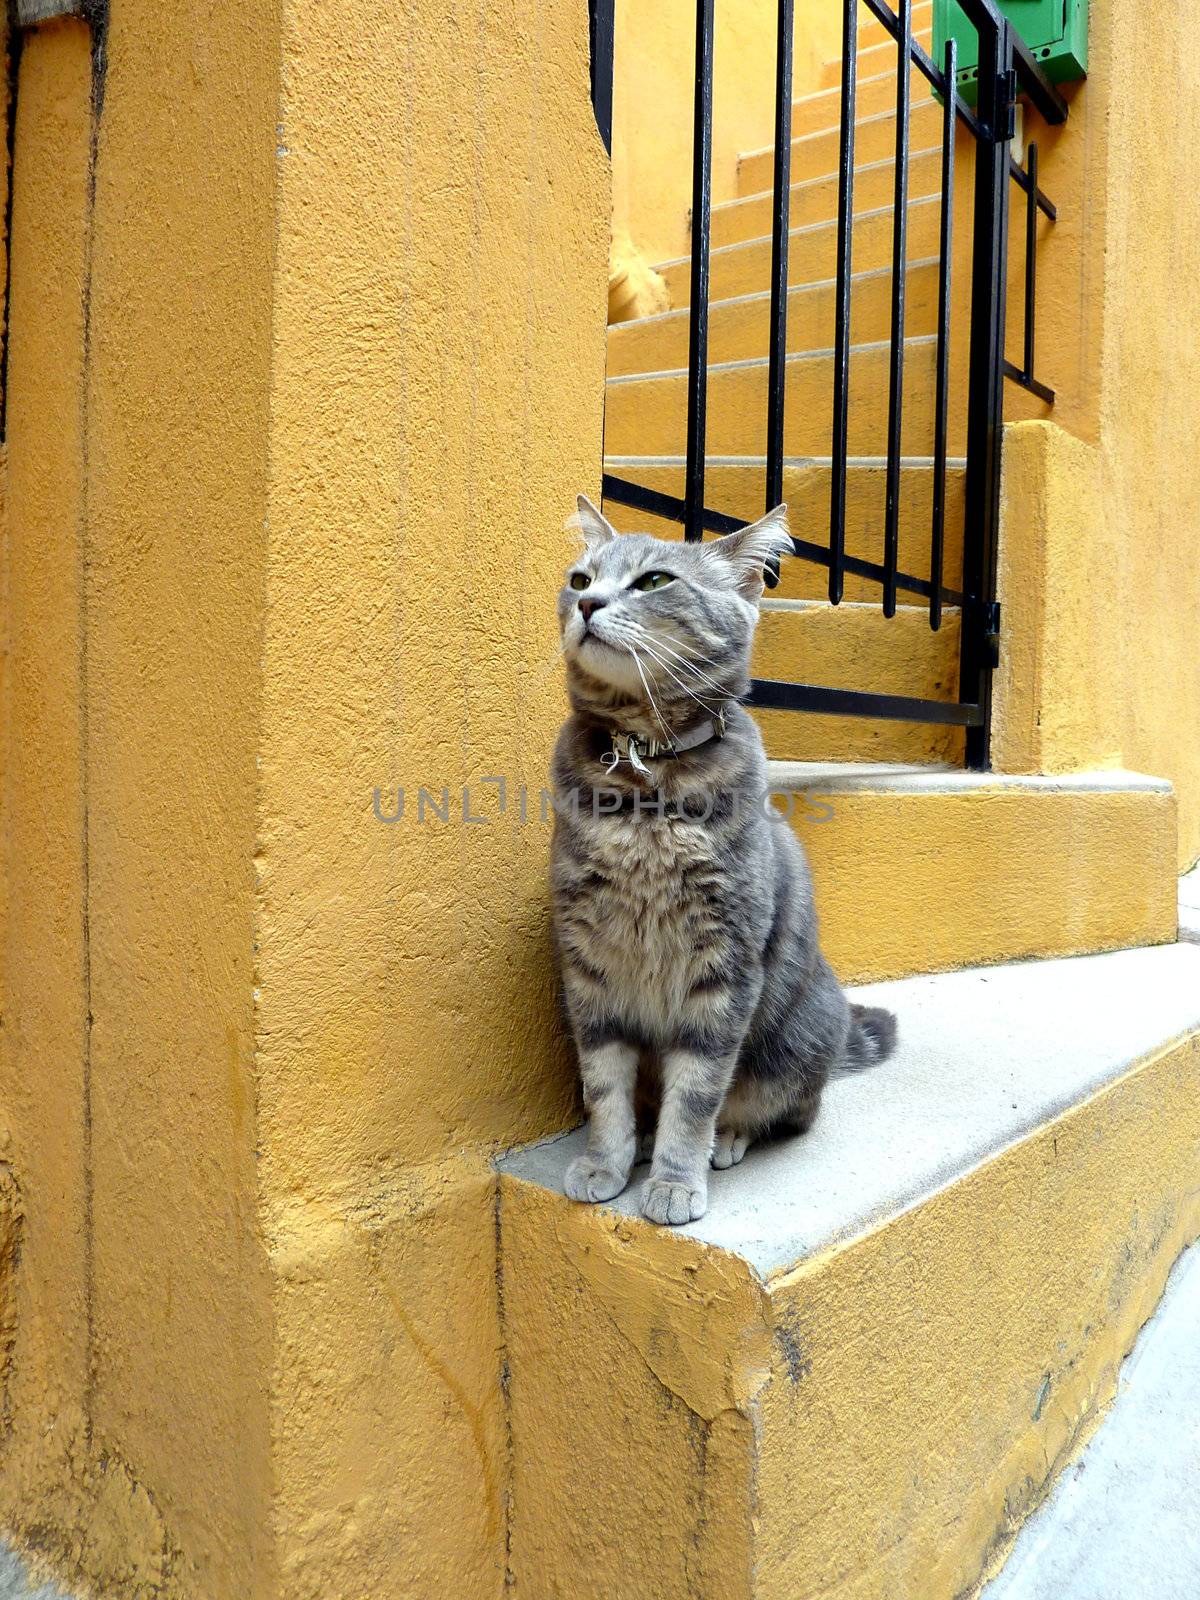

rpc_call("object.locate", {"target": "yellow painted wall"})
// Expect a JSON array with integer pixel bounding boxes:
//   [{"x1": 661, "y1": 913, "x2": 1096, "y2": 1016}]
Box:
[
  {"x1": 0, "y1": 0, "x2": 606, "y2": 1595},
  {"x1": 0, "y1": 14, "x2": 97, "y2": 1581},
  {"x1": 255, "y1": 0, "x2": 606, "y2": 1590}
]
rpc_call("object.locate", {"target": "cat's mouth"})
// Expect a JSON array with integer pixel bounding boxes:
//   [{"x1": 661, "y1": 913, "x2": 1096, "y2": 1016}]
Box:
[{"x1": 579, "y1": 627, "x2": 619, "y2": 653}]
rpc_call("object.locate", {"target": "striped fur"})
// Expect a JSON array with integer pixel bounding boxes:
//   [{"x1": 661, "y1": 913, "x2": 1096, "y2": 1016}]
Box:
[{"x1": 551, "y1": 499, "x2": 897, "y2": 1225}]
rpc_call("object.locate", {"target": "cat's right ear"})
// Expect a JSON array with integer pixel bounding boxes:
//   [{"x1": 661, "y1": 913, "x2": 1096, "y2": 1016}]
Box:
[{"x1": 569, "y1": 494, "x2": 618, "y2": 553}]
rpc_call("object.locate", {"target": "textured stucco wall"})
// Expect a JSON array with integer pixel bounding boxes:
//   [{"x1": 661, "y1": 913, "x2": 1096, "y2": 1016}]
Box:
[
  {"x1": 0, "y1": 16, "x2": 98, "y2": 1582},
  {"x1": 0, "y1": 0, "x2": 607, "y2": 1595},
  {"x1": 255, "y1": 3, "x2": 606, "y2": 1586}
]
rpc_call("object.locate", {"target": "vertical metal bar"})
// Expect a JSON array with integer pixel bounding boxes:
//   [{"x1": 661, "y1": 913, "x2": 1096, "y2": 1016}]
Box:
[
  {"x1": 765, "y1": 0, "x2": 795, "y2": 515},
  {"x1": 684, "y1": 0, "x2": 716, "y2": 541},
  {"x1": 882, "y1": 0, "x2": 911, "y2": 619},
  {"x1": 960, "y1": 17, "x2": 1013, "y2": 769},
  {"x1": 929, "y1": 35, "x2": 956, "y2": 632},
  {"x1": 1023, "y1": 141, "x2": 1037, "y2": 381},
  {"x1": 588, "y1": 0, "x2": 615, "y2": 154},
  {"x1": 828, "y1": 0, "x2": 858, "y2": 603}
]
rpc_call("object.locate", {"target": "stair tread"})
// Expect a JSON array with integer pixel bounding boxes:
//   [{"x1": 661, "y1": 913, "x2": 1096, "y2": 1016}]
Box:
[
  {"x1": 739, "y1": 95, "x2": 939, "y2": 168},
  {"x1": 607, "y1": 331, "x2": 937, "y2": 385},
  {"x1": 654, "y1": 191, "x2": 939, "y2": 271},
  {"x1": 982, "y1": 1238, "x2": 1200, "y2": 1598},
  {"x1": 500, "y1": 938, "x2": 1200, "y2": 1277},
  {"x1": 717, "y1": 141, "x2": 944, "y2": 212}
]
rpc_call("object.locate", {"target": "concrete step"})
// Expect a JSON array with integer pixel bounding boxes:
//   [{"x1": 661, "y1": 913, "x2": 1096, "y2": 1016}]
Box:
[
  {"x1": 604, "y1": 335, "x2": 1049, "y2": 460},
  {"x1": 713, "y1": 146, "x2": 943, "y2": 247},
  {"x1": 498, "y1": 941, "x2": 1200, "y2": 1600},
  {"x1": 981, "y1": 1239, "x2": 1200, "y2": 1599},
  {"x1": 601, "y1": 455, "x2": 967, "y2": 605},
  {"x1": 774, "y1": 763, "x2": 1175, "y2": 982},
  {"x1": 818, "y1": 26, "x2": 935, "y2": 90},
  {"x1": 607, "y1": 259, "x2": 943, "y2": 376},
  {"x1": 657, "y1": 192, "x2": 943, "y2": 304},
  {"x1": 738, "y1": 95, "x2": 941, "y2": 198}
]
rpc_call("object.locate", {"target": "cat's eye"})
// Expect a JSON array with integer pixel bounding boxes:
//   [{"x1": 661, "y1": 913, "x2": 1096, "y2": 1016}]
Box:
[
  {"x1": 568, "y1": 573, "x2": 591, "y2": 591},
  {"x1": 632, "y1": 571, "x2": 676, "y2": 592}
]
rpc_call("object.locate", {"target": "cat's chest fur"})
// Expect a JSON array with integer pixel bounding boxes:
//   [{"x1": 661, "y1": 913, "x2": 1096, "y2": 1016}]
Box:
[{"x1": 572, "y1": 812, "x2": 728, "y2": 1020}]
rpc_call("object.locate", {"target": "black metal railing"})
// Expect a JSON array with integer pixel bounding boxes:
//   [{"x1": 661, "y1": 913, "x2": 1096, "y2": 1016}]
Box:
[{"x1": 591, "y1": 0, "x2": 1068, "y2": 770}]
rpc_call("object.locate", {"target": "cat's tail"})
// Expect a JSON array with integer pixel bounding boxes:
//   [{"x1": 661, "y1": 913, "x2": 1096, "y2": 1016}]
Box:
[{"x1": 843, "y1": 1003, "x2": 898, "y2": 1070}]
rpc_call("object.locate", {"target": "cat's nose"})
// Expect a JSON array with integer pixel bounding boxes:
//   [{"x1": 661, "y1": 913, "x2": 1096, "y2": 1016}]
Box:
[{"x1": 578, "y1": 596, "x2": 608, "y2": 621}]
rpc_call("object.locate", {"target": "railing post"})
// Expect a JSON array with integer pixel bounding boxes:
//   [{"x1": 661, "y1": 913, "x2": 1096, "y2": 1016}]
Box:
[
  {"x1": 959, "y1": 13, "x2": 1014, "y2": 770},
  {"x1": 684, "y1": 0, "x2": 716, "y2": 541}
]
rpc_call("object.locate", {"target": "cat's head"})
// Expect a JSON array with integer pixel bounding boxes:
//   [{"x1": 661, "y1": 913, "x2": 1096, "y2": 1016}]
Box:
[{"x1": 557, "y1": 496, "x2": 793, "y2": 718}]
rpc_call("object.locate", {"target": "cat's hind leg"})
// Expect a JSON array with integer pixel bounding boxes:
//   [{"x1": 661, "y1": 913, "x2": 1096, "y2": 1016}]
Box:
[
  {"x1": 709, "y1": 1079, "x2": 768, "y2": 1169},
  {"x1": 564, "y1": 1040, "x2": 640, "y2": 1204},
  {"x1": 710, "y1": 1125, "x2": 752, "y2": 1169}
]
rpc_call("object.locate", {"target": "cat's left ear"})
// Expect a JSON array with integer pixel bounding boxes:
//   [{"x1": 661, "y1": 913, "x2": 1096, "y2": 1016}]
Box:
[
  {"x1": 569, "y1": 494, "x2": 618, "y2": 552},
  {"x1": 707, "y1": 505, "x2": 793, "y2": 599}
]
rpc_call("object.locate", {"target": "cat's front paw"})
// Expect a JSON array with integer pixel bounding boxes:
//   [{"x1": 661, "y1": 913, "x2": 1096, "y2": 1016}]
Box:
[
  {"x1": 640, "y1": 1177, "x2": 707, "y2": 1225},
  {"x1": 564, "y1": 1155, "x2": 630, "y2": 1204}
]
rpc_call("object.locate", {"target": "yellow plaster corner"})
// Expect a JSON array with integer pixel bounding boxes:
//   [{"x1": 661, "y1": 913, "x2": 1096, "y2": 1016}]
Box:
[{"x1": 502, "y1": 1031, "x2": 1200, "y2": 1600}]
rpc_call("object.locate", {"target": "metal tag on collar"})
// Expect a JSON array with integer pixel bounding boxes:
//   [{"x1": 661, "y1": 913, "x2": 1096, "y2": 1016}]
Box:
[{"x1": 602, "y1": 732, "x2": 654, "y2": 777}]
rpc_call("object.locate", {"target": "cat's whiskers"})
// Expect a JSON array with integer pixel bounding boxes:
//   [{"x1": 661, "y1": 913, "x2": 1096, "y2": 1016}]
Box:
[
  {"x1": 629, "y1": 629, "x2": 731, "y2": 697},
  {"x1": 624, "y1": 648, "x2": 674, "y2": 749},
  {"x1": 634, "y1": 639, "x2": 726, "y2": 717}
]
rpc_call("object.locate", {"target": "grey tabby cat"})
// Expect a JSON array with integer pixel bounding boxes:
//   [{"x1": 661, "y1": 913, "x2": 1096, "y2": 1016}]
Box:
[{"x1": 550, "y1": 495, "x2": 896, "y2": 1226}]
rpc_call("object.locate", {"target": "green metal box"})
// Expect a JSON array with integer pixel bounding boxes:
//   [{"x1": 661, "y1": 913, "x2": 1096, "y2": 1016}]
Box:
[{"x1": 933, "y1": 0, "x2": 1087, "y2": 105}]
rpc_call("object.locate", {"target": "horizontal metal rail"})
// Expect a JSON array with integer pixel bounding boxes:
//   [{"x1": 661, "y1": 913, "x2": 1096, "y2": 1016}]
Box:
[
  {"x1": 602, "y1": 473, "x2": 967, "y2": 608},
  {"x1": 749, "y1": 678, "x2": 984, "y2": 727}
]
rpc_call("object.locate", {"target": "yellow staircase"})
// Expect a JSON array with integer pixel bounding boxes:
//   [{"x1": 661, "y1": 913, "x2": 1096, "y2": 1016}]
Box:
[
  {"x1": 598, "y1": 6, "x2": 1172, "y2": 966},
  {"x1": 491, "y1": 18, "x2": 1197, "y2": 1599}
]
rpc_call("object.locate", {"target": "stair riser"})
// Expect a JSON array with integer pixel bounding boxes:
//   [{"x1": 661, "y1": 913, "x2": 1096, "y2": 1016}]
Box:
[
  {"x1": 818, "y1": 32, "x2": 933, "y2": 90},
  {"x1": 714, "y1": 147, "x2": 943, "y2": 247},
  {"x1": 752, "y1": 603, "x2": 962, "y2": 764},
  {"x1": 608, "y1": 262, "x2": 943, "y2": 377},
  {"x1": 607, "y1": 341, "x2": 958, "y2": 458},
  {"x1": 662, "y1": 194, "x2": 943, "y2": 305},
  {"x1": 739, "y1": 97, "x2": 942, "y2": 198},
  {"x1": 601, "y1": 461, "x2": 966, "y2": 605},
  {"x1": 791, "y1": 70, "x2": 902, "y2": 140},
  {"x1": 797, "y1": 783, "x2": 1177, "y2": 981}
]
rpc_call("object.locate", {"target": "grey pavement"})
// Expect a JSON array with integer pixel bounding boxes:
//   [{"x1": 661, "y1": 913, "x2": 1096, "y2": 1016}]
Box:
[{"x1": 983, "y1": 1238, "x2": 1200, "y2": 1599}]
